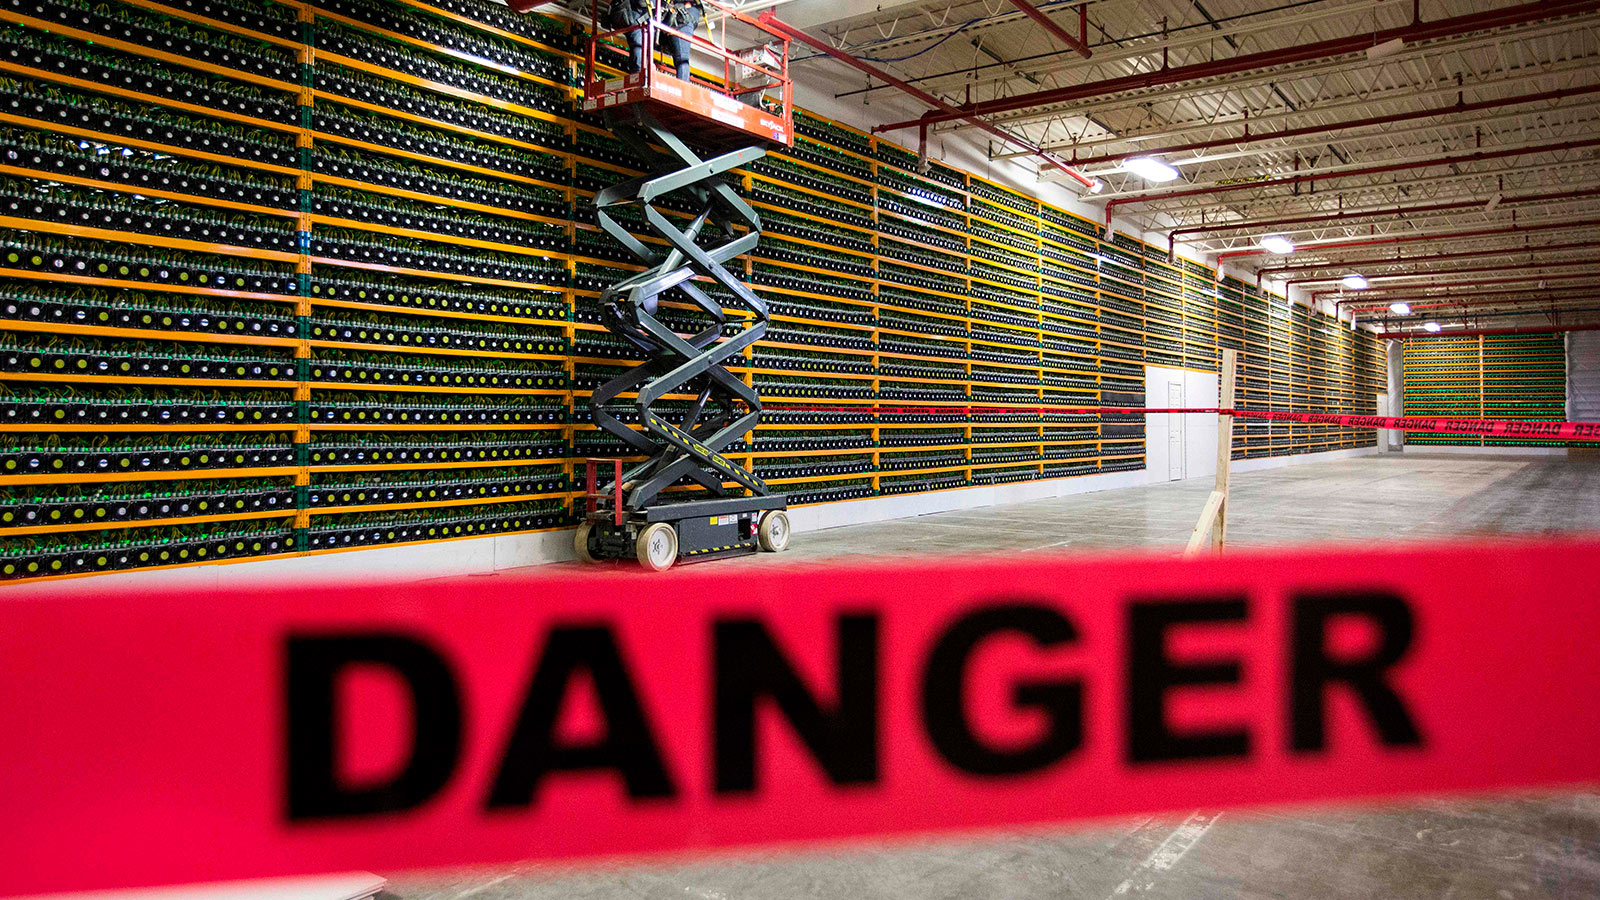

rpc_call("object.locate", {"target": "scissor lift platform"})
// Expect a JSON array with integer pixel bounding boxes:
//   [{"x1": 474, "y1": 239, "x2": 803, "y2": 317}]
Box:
[
  {"x1": 582, "y1": 0, "x2": 794, "y2": 150},
  {"x1": 584, "y1": 70, "x2": 793, "y2": 150},
  {"x1": 566, "y1": 4, "x2": 796, "y2": 570}
]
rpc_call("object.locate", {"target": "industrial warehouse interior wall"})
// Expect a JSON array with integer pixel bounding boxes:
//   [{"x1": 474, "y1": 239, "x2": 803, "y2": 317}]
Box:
[
  {"x1": 1568, "y1": 331, "x2": 1600, "y2": 424},
  {"x1": 0, "y1": 0, "x2": 1386, "y2": 584},
  {"x1": 1403, "y1": 334, "x2": 1570, "y2": 448}
]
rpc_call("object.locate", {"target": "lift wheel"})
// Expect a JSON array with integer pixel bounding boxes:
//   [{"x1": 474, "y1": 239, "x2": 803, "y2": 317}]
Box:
[{"x1": 757, "y1": 510, "x2": 791, "y2": 552}]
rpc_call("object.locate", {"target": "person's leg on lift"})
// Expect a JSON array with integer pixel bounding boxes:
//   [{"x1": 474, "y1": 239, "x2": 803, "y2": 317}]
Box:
[
  {"x1": 666, "y1": 32, "x2": 691, "y2": 80},
  {"x1": 624, "y1": 30, "x2": 642, "y2": 73},
  {"x1": 665, "y1": 1, "x2": 700, "y2": 81},
  {"x1": 609, "y1": 0, "x2": 647, "y2": 73}
]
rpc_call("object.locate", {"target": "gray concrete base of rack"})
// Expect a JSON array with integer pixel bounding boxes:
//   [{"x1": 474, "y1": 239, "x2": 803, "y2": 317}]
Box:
[
  {"x1": 389, "y1": 452, "x2": 1600, "y2": 900},
  {"x1": 782, "y1": 445, "x2": 1380, "y2": 535}
]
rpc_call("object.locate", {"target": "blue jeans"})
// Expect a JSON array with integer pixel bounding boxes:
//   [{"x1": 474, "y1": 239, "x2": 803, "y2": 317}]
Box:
[
  {"x1": 624, "y1": 30, "x2": 643, "y2": 73},
  {"x1": 663, "y1": 31, "x2": 692, "y2": 80}
]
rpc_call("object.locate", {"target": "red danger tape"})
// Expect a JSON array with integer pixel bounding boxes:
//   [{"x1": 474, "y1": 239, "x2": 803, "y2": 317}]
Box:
[
  {"x1": 1230, "y1": 408, "x2": 1600, "y2": 442},
  {"x1": 768, "y1": 404, "x2": 1600, "y2": 441},
  {"x1": 765, "y1": 405, "x2": 1213, "y2": 415},
  {"x1": 4, "y1": 537, "x2": 1600, "y2": 896}
]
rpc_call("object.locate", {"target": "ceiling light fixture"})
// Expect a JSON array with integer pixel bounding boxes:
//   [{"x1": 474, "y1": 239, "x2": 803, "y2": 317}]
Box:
[
  {"x1": 1260, "y1": 235, "x2": 1295, "y2": 255},
  {"x1": 1125, "y1": 157, "x2": 1181, "y2": 182},
  {"x1": 1341, "y1": 274, "x2": 1370, "y2": 290},
  {"x1": 1086, "y1": 178, "x2": 1104, "y2": 194},
  {"x1": 1423, "y1": 321, "x2": 1442, "y2": 333},
  {"x1": 1389, "y1": 302, "x2": 1412, "y2": 316},
  {"x1": 1367, "y1": 37, "x2": 1406, "y2": 60}
]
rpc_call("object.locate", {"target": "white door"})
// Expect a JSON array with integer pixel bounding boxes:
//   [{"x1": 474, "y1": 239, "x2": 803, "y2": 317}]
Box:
[
  {"x1": 1375, "y1": 393, "x2": 1393, "y2": 450},
  {"x1": 1167, "y1": 381, "x2": 1186, "y2": 481}
]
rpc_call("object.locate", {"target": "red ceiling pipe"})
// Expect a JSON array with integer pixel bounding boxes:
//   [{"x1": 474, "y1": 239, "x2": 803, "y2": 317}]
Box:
[
  {"x1": 1350, "y1": 294, "x2": 1600, "y2": 313},
  {"x1": 1220, "y1": 237, "x2": 1392, "y2": 261},
  {"x1": 1368, "y1": 305, "x2": 1600, "y2": 328},
  {"x1": 1352, "y1": 294, "x2": 1600, "y2": 313},
  {"x1": 1320, "y1": 271, "x2": 1600, "y2": 301},
  {"x1": 1330, "y1": 278, "x2": 1600, "y2": 302},
  {"x1": 757, "y1": 11, "x2": 1097, "y2": 188},
  {"x1": 1324, "y1": 273, "x2": 1600, "y2": 301},
  {"x1": 875, "y1": 0, "x2": 1600, "y2": 133},
  {"x1": 1377, "y1": 322, "x2": 1600, "y2": 339},
  {"x1": 1338, "y1": 284, "x2": 1600, "y2": 307},
  {"x1": 1070, "y1": 83, "x2": 1600, "y2": 169},
  {"x1": 1258, "y1": 238, "x2": 1600, "y2": 276},
  {"x1": 1288, "y1": 256, "x2": 1600, "y2": 287},
  {"x1": 1007, "y1": 0, "x2": 1092, "y2": 57},
  {"x1": 1107, "y1": 136, "x2": 1600, "y2": 214},
  {"x1": 1170, "y1": 187, "x2": 1600, "y2": 242},
  {"x1": 1217, "y1": 218, "x2": 1600, "y2": 262}
]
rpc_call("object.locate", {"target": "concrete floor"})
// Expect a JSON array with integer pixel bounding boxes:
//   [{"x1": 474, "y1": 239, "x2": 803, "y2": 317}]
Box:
[
  {"x1": 385, "y1": 452, "x2": 1600, "y2": 900},
  {"x1": 767, "y1": 451, "x2": 1600, "y2": 562}
]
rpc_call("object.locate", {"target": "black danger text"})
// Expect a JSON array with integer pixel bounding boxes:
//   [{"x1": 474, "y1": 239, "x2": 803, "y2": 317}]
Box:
[{"x1": 283, "y1": 591, "x2": 1423, "y2": 821}]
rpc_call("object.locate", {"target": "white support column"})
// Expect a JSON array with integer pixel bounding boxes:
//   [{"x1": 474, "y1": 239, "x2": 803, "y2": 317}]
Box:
[{"x1": 1185, "y1": 349, "x2": 1236, "y2": 556}]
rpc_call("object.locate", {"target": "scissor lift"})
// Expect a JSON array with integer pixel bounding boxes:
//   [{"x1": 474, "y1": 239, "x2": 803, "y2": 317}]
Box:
[{"x1": 562, "y1": 2, "x2": 795, "y2": 570}]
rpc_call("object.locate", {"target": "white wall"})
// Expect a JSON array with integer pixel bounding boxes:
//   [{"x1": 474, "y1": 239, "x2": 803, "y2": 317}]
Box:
[
  {"x1": 1143, "y1": 365, "x2": 1219, "y2": 484},
  {"x1": 1387, "y1": 340, "x2": 1406, "y2": 450},
  {"x1": 1568, "y1": 330, "x2": 1600, "y2": 423},
  {"x1": 1375, "y1": 392, "x2": 1395, "y2": 451}
]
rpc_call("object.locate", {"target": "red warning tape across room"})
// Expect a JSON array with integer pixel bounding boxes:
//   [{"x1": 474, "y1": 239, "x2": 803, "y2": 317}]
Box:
[
  {"x1": 6, "y1": 536, "x2": 1600, "y2": 896},
  {"x1": 761, "y1": 404, "x2": 1600, "y2": 442}
]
